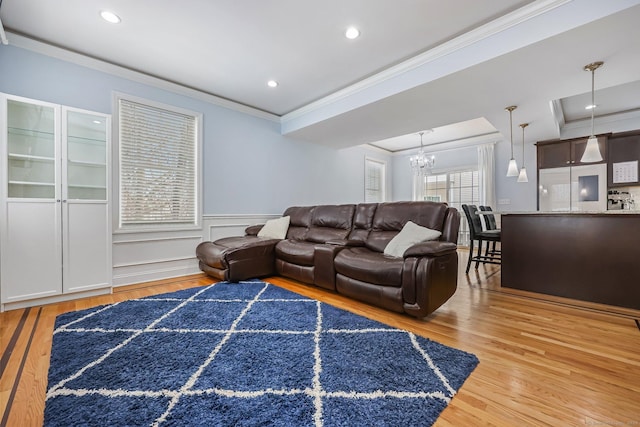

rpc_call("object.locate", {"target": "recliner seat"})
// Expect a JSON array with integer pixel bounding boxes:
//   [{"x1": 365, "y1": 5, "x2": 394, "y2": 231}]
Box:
[{"x1": 276, "y1": 204, "x2": 355, "y2": 290}]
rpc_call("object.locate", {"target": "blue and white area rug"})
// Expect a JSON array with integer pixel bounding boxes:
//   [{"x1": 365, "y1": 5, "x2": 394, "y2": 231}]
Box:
[{"x1": 45, "y1": 280, "x2": 479, "y2": 426}]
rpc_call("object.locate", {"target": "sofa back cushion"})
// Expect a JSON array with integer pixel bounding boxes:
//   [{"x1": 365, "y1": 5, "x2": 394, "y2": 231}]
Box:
[
  {"x1": 282, "y1": 206, "x2": 315, "y2": 240},
  {"x1": 365, "y1": 202, "x2": 448, "y2": 253},
  {"x1": 348, "y1": 203, "x2": 377, "y2": 242},
  {"x1": 305, "y1": 204, "x2": 356, "y2": 243}
]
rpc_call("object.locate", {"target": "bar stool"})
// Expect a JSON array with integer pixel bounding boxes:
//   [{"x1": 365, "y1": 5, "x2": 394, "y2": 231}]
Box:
[
  {"x1": 479, "y1": 206, "x2": 500, "y2": 257},
  {"x1": 461, "y1": 204, "x2": 501, "y2": 273}
]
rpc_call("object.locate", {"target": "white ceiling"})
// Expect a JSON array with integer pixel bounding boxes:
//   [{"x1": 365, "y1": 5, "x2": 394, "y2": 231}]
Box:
[
  {"x1": 369, "y1": 118, "x2": 500, "y2": 153},
  {"x1": 2, "y1": 0, "x2": 640, "y2": 152}
]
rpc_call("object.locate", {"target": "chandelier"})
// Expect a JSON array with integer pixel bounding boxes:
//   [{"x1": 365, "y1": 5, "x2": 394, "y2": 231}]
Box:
[{"x1": 409, "y1": 131, "x2": 435, "y2": 176}]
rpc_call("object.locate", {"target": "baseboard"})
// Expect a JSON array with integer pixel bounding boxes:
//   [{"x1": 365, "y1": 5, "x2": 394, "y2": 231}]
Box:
[
  {"x1": 1, "y1": 287, "x2": 112, "y2": 312},
  {"x1": 112, "y1": 264, "x2": 202, "y2": 288}
]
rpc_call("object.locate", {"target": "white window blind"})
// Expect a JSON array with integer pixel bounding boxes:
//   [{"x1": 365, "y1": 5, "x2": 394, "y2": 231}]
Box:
[
  {"x1": 420, "y1": 168, "x2": 479, "y2": 246},
  {"x1": 118, "y1": 98, "x2": 198, "y2": 228},
  {"x1": 365, "y1": 158, "x2": 386, "y2": 203}
]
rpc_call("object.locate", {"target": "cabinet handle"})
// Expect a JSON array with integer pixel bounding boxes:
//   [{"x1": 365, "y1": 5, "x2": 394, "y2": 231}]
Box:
[
  {"x1": 56, "y1": 199, "x2": 61, "y2": 202},
  {"x1": 63, "y1": 200, "x2": 67, "y2": 203}
]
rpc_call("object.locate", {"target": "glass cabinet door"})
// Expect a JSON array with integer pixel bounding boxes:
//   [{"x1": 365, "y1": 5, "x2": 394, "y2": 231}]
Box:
[
  {"x1": 6, "y1": 100, "x2": 56, "y2": 198},
  {"x1": 65, "y1": 110, "x2": 107, "y2": 200}
]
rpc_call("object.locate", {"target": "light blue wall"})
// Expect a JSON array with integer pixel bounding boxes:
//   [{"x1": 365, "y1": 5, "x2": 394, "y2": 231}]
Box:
[
  {"x1": 0, "y1": 45, "x2": 391, "y2": 215},
  {"x1": 494, "y1": 139, "x2": 538, "y2": 211}
]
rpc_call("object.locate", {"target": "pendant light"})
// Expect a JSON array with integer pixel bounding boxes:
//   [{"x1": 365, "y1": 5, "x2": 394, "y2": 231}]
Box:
[
  {"x1": 505, "y1": 105, "x2": 519, "y2": 177},
  {"x1": 581, "y1": 61, "x2": 604, "y2": 163},
  {"x1": 517, "y1": 123, "x2": 529, "y2": 183}
]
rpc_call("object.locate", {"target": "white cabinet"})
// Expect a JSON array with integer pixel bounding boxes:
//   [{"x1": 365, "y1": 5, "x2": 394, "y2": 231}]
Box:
[{"x1": 1, "y1": 94, "x2": 111, "y2": 308}]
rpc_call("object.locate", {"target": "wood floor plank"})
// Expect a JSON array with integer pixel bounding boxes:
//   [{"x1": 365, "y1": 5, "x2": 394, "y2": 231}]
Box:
[{"x1": 1, "y1": 254, "x2": 639, "y2": 426}]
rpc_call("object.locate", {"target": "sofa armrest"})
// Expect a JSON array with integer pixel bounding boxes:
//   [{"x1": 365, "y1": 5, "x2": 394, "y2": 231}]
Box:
[
  {"x1": 223, "y1": 239, "x2": 280, "y2": 265},
  {"x1": 325, "y1": 239, "x2": 365, "y2": 247},
  {"x1": 245, "y1": 224, "x2": 264, "y2": 236},
  {"x1": 403, "y1": 241, "x2": 457, "y2": 258},
  {"x1": 314, "y1": 243, "x2": 356, "y2": 290}
]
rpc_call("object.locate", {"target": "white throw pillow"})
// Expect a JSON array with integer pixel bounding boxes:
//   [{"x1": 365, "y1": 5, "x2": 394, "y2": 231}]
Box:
[
  {"x1": 383, "y1": 221, "x2": 442, "y2": 258},
  {"x1": 257, "y1": 216, "x2": 290, "y2": 239}
]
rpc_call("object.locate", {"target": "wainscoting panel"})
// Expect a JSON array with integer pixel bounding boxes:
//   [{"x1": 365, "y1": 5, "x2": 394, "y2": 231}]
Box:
[
  {"x1": 203, "y1": 214, "x2": 279, "y2": 242},
  {"x1": 111, "y1": 214, "x2": 278, "y2": 287}
]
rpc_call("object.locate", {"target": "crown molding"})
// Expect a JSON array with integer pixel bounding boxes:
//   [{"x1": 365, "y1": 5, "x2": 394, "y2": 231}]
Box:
[
  {"x1": 561, "y1": 108, "x2": 640, "y2": 131},
  {"x1": 5, "y1": 31, "x2": 280, "y2": 123},
  {"x1": 282, "y1": 0, "x2": 572, "y2": 124},
  {"x1": 360, "y1": 144, "x2": 394, "y2": 155},
  {"x1": 0, "y1": 18, "x2": 9, "y2": 45},
  {"x1": 549, "y1": 98, "x2": 565, "y2": 136},
  {"x1": 386, "y1": 132, "x2": 502, "y2": 156}
]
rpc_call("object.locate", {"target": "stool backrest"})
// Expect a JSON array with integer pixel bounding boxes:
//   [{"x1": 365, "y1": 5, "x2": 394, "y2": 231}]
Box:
[
  {"x1": 479, "y1": 206, "x2": 497, "y2": 230},
  {"x1": 461, "y1": 204, "x2": 482, "y2": 239}
]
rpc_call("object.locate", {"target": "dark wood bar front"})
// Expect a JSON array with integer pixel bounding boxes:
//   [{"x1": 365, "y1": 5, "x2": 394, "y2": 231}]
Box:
[{"x1": 501, "y1": 213, "x2": 640, "y2": 310}]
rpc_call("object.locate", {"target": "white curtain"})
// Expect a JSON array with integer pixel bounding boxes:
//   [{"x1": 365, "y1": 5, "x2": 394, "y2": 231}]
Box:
[
  {"x1": 412, "y1": 173, "x2": 425, "y2": 201},
  {"x1": 477, "y1": 143, "x2": 496, "y2": 208}
]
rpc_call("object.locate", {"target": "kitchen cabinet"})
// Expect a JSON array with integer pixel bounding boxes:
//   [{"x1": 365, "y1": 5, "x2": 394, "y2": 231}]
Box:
[
  {"x1": 1, "y1": 94, "x2": 111, "y2": 309},
  {"x1": 607, "y1": 131, "x2": 640, "y2": 187},
  {"x1": 537, "y1": 136, "x2": 607, "y2": 169}
]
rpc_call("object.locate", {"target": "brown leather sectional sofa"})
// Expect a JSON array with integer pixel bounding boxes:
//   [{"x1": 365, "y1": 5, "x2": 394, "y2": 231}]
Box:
[{"x1": 196, "y1": 201, "x2": 460, "y2": 318}]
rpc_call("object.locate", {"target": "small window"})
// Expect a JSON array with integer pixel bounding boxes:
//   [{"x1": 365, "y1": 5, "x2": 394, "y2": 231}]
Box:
[
  {"x1": 364, "y1": 158, "x2": 386, "y2": 203},
  {"x1": 116, "y1": 95, "x2": 201, "y2": 230}
]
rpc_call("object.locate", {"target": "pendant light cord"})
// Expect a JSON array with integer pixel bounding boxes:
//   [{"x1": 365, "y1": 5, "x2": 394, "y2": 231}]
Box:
[
  {"x1": 521, "y1": 123, "x2": 528, "y2": 161},
  {"x1": 522, "y1": 126, "x2": 525, "y2": 160},
  {"x1": 507, "y1": 107, "x2": 515, "y2": 157},
  {"x1": 510, "y1": 110, "x2": 514, "y2": 157},
  {"x1": 590, "y1": 67, "x2": 595, "y2": 137}
]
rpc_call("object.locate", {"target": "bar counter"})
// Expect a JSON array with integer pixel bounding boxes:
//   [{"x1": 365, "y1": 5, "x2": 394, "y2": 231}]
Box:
[{"x1": 501, "y1": 212, "x2": 640, "y2": 310}]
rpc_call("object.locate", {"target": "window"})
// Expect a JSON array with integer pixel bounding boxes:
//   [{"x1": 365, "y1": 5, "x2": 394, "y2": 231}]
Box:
[
  {"x1": 116, "y1": 95, "x2": 202, "y2": 230},
  {"x1": 364, "y1": 158, "x2": 386, "y2": 202},
  {"x1": 419, "y1": 168, "x2": 479, "y2": 245}
]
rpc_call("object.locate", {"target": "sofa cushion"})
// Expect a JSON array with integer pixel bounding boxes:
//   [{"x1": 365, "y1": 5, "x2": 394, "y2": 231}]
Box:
[
  {"x1": 275, "y1": 240, "x2": 316, "y2": 267},
  {"x1": 348, "y1": 203, "x2": 377, "y2": 242},
  {"x1": 306, "y1": 204, "x2": 355, "y2": 243},
  {"x1": 383, "y1": 221, "x2": 442, "y2": 258},
  {"x1": 257, "y1": 216, "x2": 290, "y2": 239},
  {"x1": 282, "y1": 206, "x2": 315, "y2": 240},
  {"x1": 366, "y1": 202, "x2": 447, "y2": 253},
  {"x1": 334, "y1": 247, "x2": 404, "y2": 287}
]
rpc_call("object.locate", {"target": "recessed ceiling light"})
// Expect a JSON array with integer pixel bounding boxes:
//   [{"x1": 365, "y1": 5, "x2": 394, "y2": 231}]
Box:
[
  {"x1": 585, "y1": 104, "x2": 597, "y2": 110},
  {"x1": 100, "y1": 10, "x2": 121, "y2": 24},
  {"x1": 93, "y1": 120, "x2": 102, "y2": 124},
  {"x1": 267, "y1": 80, "x2": 278, "y2": 88},
  {"x1": 345, "y1": 27, "x2": 360, "y2": 39}
]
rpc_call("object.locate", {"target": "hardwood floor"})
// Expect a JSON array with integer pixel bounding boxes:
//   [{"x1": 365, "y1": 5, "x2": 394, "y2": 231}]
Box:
[{"x1": 1, "y1": 252, "x2": 639, "y2": 426}]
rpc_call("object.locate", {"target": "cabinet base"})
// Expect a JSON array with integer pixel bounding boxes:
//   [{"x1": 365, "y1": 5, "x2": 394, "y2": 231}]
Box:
[{"x1": 1, "y1": 287, "x2": 111, "y2": 312}]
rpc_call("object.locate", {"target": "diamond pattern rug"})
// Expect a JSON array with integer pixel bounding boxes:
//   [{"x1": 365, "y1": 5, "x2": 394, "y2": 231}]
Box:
[{"x1": 44, "y1": 280, "x2": 479, "y2": 426}]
